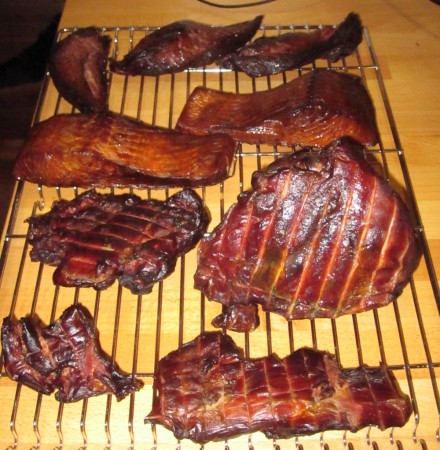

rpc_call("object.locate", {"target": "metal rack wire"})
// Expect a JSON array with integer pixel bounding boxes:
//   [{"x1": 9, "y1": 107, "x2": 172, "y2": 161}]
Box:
[{"x1": 0, "y1": 22, "x2": 439, "y2": 450}]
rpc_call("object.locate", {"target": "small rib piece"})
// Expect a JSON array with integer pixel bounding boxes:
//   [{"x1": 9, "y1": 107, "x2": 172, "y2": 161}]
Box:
[
  {"x1": 146, "y1": 331, "x2": 412, "y2": 443},
  {"x1": 2, "y1": 305, "x2": 143, "y2": 402}
]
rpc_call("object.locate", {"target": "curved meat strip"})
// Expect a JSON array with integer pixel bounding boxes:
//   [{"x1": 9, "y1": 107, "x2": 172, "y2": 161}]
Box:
[
  {"x1": 221, "y1": 12, "x2": 363, "y2": 76},
  {"x1": 49, "y1": 27, "x2": 110, "y2": 113},
  {"x1": 26, "y1": 189, "x2": 210, "y2": 294},
  {"x1": 110, "y1": 16, "x2": 263, "y2": 75}
]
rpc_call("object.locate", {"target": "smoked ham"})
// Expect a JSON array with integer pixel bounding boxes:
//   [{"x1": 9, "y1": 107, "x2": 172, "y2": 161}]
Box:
[{"x1": 194, "y1": 138, "x2": 420, "y2": 331}]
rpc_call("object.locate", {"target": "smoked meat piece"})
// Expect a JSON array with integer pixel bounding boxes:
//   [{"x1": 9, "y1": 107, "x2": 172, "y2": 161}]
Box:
[
  {"x1": 49, "y1": 27, "x2": 110, "y2": 113},
  {"x1": 146, "y1": 331, "x2": 412, "y2": 443},
  {"x1": 26, "y1": 189, "x2": 209, "y2": 294},
  {"x1": 13, "y1": 112, "x2": 237, "y2": 188},
  {"x1": 110, "y1": 16, "x2": 263, "y2": 76},
  {"x1": 1, "y1": 305, "x2": 143, "y2": 402},
  {"x1": 194, "y1": 138, "x2": 420, "y2": 332},
  {"x1": 221, "y1": 13, "x2": 363, "y2": 77},
  {"x1": 176, "y1": 70, "x2": 379, "y2": 147}
]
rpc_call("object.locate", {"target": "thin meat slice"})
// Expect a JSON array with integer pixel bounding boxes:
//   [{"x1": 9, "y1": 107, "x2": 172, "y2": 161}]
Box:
[
  {"x1": 220, "y1": 12, "x2": 363, "y2": 77},
  {"x1": 13, "y1": 112, "x2": 237, "y2": 189},
  {"x1": 110, "y1": 16, "x2": 263, "y2": 76},
  {"x1": 26, "y1": 189, "x2": 210, "y2": 294},
  {"x1": 1, "y1": 305, "x2": 143, "y2": 402},
  {"x1": 194, "y1": 138, "x2": 420, "y2": 332},
  {"x1": 176, "y1": 70, "x2": 379, "y2": 147},
  {"x1": 49, "y1": 27, "x2": 111, "y2": 113},
  {"x1": 146, "y1": 331, "x2": 412, "y2": 443}
]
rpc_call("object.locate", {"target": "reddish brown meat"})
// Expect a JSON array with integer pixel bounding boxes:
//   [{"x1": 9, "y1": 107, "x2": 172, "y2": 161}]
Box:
[
  {"x1": 176, "y1": 70, "x2": 379, "y2": 147},
  {"x1": 194, "y1": 138, "x2": 420, "y2": 332},
  {"x1": 110, "y1": 16, "x2": 263, "y2": 76},
  {"x1": 220, "y1": 13, "x2": 363, "y2": 77},
  {"x1": 1, "y1": 305, "x2": 143, "y2": 402},
  {"x1": 146, "y1": 331, "x2": 412, "y2": 443},
  {"x1": 49, "y1": 28, "x2": 110, "y2": 113},
  {"x1": 13, "y1": 112, "x2": 237, "y2": 189},
  {"x1": 26, "y1": 189, "x2": 209, "y2": 294}
]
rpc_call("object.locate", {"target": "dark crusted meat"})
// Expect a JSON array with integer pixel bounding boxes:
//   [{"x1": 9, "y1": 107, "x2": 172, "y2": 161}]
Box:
[
  {"x1": 176, "y1": 70, "x2": 379, "y2": 147},
  {"x1": 13, "y1": 112, "x2": 237, "y2": 189},
  {"x1": 194, "y1": 138, "x2": 420, "y2": 332},
  {"x1": 49, "y1": 27, "x2": 110, "y2": 113},
  {"x1": 221, "y1": 12, "x2": 363, "y2": 77},
  {"x1": 26, "y1": 189, "x2": 210, "y2": 294},
  {"x1": 110, "y1": 16, "x2": 263, "y2": 76},
  {"x1": 1, "y1": 305, "x2": 143, "y2": 402},
  {"x1": 146, "y1": 331, "x2": 412, "y2": 443}
]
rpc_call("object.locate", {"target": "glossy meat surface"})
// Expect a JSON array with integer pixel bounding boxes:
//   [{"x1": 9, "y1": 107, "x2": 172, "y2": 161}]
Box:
[
  {"x1": 13, "y1": 112, "x2": 237, "y2": 188},
  {"x1": 26, "y1": 189, "x2": 209, "y2": 294},
  {"x1": 195, "y1": 138, "x2": 420, "y2": 331},
  {"x1": 49, "y1": 28, "x2": 110, "y2": 113},
  {"x1": 146, "y1": 331, "x2": 412, "y2": 443},
  {"x1": 1, "y1": 305, "x2": 143, "y2": 402},
  {"x1": 221, "y1": 13, "x2": 363, "y2": 77},
  {"x1": 110, "y1": 16, "x2": 262, "y2": 76},
  {"x1": 176, "y1": 70, "x2": 379, "y2": 147}
]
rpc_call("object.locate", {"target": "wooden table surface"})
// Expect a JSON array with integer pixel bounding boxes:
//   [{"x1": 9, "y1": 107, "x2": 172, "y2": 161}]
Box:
[{"x1": 0, "y1": 1, "x2": 439, "y2": 449}]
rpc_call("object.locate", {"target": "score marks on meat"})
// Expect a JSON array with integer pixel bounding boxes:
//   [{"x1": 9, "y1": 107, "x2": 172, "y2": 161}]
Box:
[
  {"x1": 146, "y1": 331, "x2": 412, "y2": 443},
  {"x1": 26, "y1": 189, "x2": 209, "y2": 294},
  {"x1": 195, "y1": 138, "x2": 420, "y2": 331}
]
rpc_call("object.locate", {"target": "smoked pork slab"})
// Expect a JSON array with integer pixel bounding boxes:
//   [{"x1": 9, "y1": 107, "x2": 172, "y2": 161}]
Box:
[
  {"x1": 13, "y1": 112, "x2": 237, "y2": 189},
  {"x1": 194, "y1": 138, "x2": 420, "y2": 332},
  {"x1": 26, "y1": 189, "x2": 209, "y2": 294},
  {"x1": 146, "y1": 331, "x2": 412, "y2": 443},
  {"x1": 176, "y1": 70, "x2": 379, "y2": 147}
]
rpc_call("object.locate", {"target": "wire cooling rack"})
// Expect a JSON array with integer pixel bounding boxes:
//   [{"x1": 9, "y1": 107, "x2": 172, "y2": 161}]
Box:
[{"x1": 0, "y1": 21, "x2": 439, "y2": 450}]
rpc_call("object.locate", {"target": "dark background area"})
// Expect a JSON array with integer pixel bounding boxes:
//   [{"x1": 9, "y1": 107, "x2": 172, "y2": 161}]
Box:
[{"x1": 0, "y1": 0, "x2": 65, "y2": 235}]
